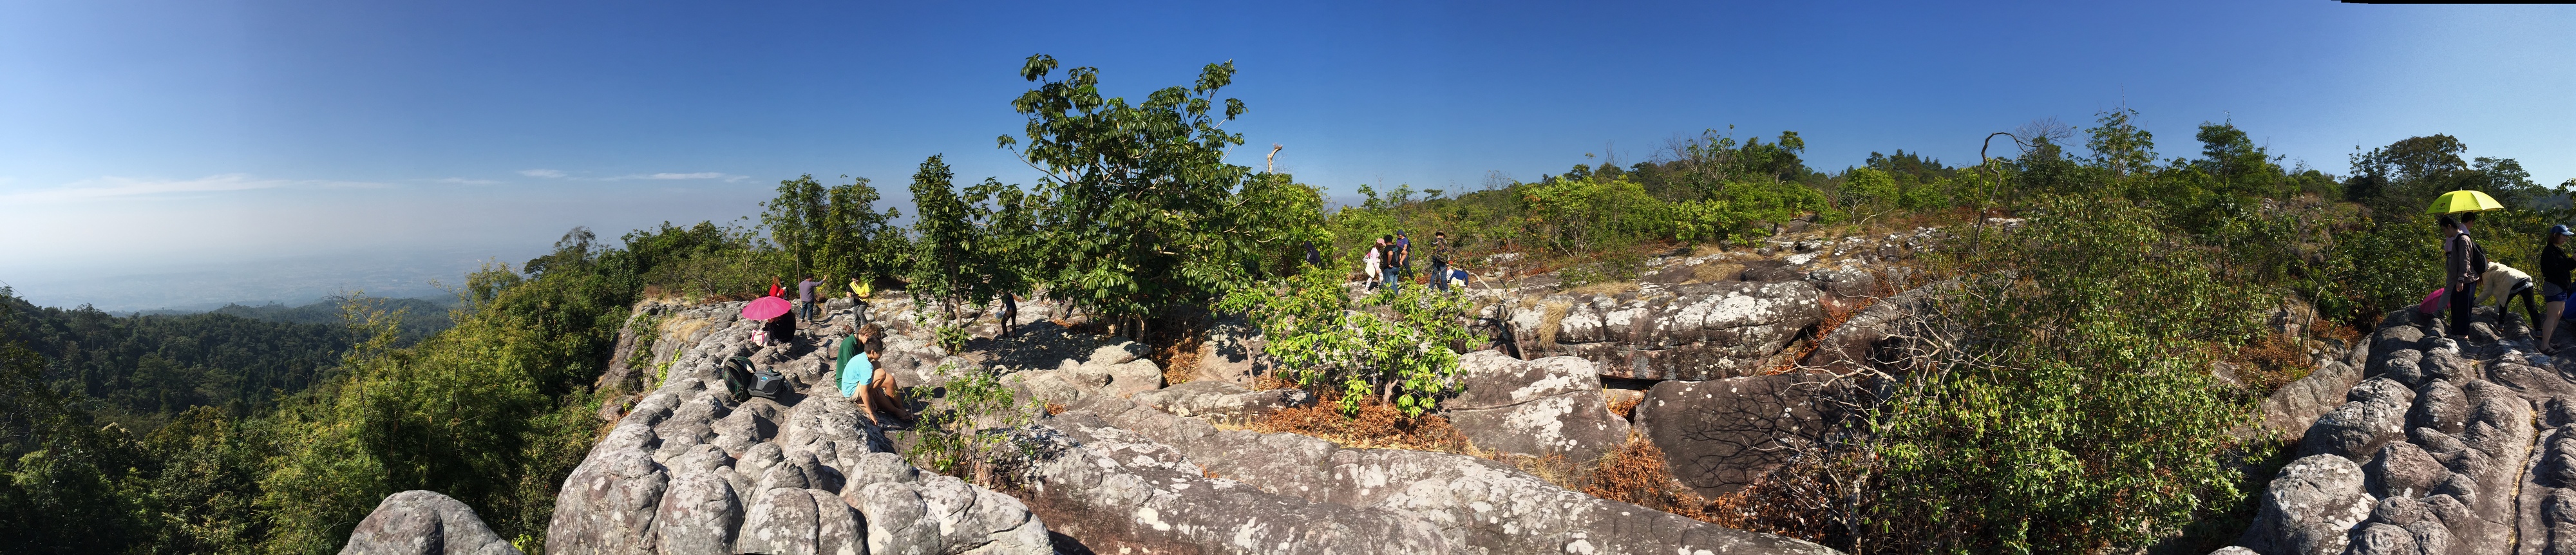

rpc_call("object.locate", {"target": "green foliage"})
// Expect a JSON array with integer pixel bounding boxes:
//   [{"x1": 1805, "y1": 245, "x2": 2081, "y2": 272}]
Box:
[
  {"x1": 1218, "y1": 268, "x2": 1478, "y2": 417},
  {"x1": 999, "y1": 54, "x2": 1314, "y2": 334},
  {"x1": 902, "y1": 363, "x2": 1041, "y2": 483},
  {"x1": 764, "y1": 174, "x2": 905, "y2": 287},
  {"x1": 0, "y1": 290, "x2": 361, "y2": 430},
  {"x1": 1857, "y1": 196, "x2": 2260, "y2": 553}
]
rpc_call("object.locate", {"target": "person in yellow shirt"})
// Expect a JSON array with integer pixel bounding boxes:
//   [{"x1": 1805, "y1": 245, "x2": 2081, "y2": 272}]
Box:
[{"x1": 849, "y1": 277, "x2": 872, "y2": 326}]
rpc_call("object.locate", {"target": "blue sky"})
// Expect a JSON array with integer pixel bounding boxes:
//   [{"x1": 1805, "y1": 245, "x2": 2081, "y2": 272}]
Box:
[{"x1": 3, "y1": 1, "x2": 2571, "y2": 310}]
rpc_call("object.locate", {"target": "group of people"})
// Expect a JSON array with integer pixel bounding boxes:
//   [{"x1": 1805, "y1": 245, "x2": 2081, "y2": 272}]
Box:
[
  {"x1": 2434, "y1": 212, "x2": 2576, "y2": 354},
  {"x1": 1362, "y1": 230, "x2": 1457, "y2": 291},
  {"x1": 749, "y1": 274, "x2": 909, "y2": 426}
]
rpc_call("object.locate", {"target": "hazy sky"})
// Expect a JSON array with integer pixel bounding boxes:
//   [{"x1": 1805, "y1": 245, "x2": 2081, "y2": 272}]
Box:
[{"x1": 3, "y1": 1, "x2": 2571, "y2": 310}]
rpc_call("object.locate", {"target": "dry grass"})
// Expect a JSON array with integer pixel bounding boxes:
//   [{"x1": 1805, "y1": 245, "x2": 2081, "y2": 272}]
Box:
[
  {"x1": 1606, "y1": 392, "x2": 1641, "y2": 419},
  {"x1": 1578, "y1": 435, "x2": 1713, "y2": 520},
  {"x1": 1154, "y1": 334, "x2": 1203, "y2": 386},
  {"x1": 1770, "y1": 295, "x2": 1871, "y2": 375},
  {"x1": 1537, "y1": 301, "x2": 1573, "y2": 346},
  {"x1": 1692, "y1": 262, "x2": 1747, "y2": 283},
  {"x1": 1239, "y1": 394, "x2": 1475, "y2": 453},
  {"x1": 2221, "y1": 331, "x2": 2315, "y2": 395},
  {"x1": 1568, "y1": 279, "x2": 1642, "y2": 296}
]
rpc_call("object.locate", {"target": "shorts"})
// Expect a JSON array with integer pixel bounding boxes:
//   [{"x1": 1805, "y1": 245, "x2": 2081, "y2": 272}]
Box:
[{"x1": 2549, "y1": 282, "x2": 2572, "y2": 303}]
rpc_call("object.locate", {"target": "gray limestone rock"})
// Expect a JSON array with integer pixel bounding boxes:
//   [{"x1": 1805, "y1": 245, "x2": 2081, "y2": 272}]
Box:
[
  {"x1": 2341, "y1": 523, "x2": 2417, "y2": 555},
  {"x1": 1046, "y1": 396, "x2": 1842, "y2": 555},
  {"x1": 340, "y1": 491, "x2": 521, "y2": 555},
  {"x1": 2239, "y1": 455, "x2": 2374, "y2": 555},
  {"x1": 650, "y1": 470, "x2": 743, "y2": 555},
  {"x1": 1506, "y1": 280, "x2": 1826, "y2": 381},
  {"x1": 2367, "y1": 442, "x2": 2447, "y2": 499},
  {"x1": 1439, "y1": 352, "x2": 1632, "y2": 460},
  {"x1": 2302, "y1": 379, "x2": 2415, "y2": 460},
  {"x1": 734, "y1": 487, "x2": 862, "y2": 555},
  {"x1": 1634, "y1": 373, "x2": 1854, "y2": 497},
  {"x1": 2407, "y1": 379, "x2": 2469, "y2": 436}
]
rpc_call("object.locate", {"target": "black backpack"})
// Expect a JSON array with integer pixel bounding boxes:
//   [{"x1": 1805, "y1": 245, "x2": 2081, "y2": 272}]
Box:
[
  {"x1": 719, "y1": 355, "x2": 788, "y2": 401},
  {"x1": 2461, "y1": 231, "x2": 2489, "y2": 283}
]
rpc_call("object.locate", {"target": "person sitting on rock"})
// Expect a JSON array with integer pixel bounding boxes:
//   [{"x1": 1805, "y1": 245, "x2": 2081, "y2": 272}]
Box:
[{"x1": 838, "y1": 323, "x2": 913, "y2": 426}]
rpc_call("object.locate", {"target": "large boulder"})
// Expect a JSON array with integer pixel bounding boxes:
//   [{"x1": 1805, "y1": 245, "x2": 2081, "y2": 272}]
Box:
[
  {"x1": 2298, "y1": 378, "x2": 2414, "y2": 461},
  {"x1": 1506, "y1": 280, "x2": 1824, "y2": 381},
  {"x1": 2237, "y1": 455, "x2": 2375, "y2": 555},
  {"x1": 1631, "y1": 373, "x2": 1853, "y2": 497},
  {"x1": 341, "y1": 491, "x2": 522, "y2": 555},
  {"x1": 1437, "y1": 352, "x2": 1631, "y2": 460}
]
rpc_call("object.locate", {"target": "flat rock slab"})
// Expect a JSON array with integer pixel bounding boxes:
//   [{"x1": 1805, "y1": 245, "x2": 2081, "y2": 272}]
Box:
[
  {"x1": 1442, "y1": 352, "x2": 1631, "y2": 461},
  {"x1": 1055, "y1": 395, "x2": 1842, "y2": 555}
]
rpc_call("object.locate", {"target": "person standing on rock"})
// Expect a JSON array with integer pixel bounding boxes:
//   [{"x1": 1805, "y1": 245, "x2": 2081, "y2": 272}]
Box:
[
  {"x1": 1394, "y1": 231, "x2": 1414, "y2": 285},
  {"x1": 1381, "y1": 234, "x2": 1403, "y2": 292},
  {"x1": 1363, "y1": 238, "x2": 1385, "y2": 290},
  {"x1": 849, "y1": 276, "x2": 872, "y2": 326},
  {"x1": 797, "y1": 275, "x2": 821, "y2": 323},
  {"x1": 1428, "y1": 231, "x2": 1453, "y2": 292},
  {"x1": 2443, "y1": 214, "x2": 2479, "y2": 337},
  {"x1": 2541, "y1": 225, "x2": 2576, "y2": 353}
]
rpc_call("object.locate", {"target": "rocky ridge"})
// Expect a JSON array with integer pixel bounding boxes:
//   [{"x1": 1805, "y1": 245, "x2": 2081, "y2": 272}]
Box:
[{"x1": 2224, "y1": 306, "x2": 2576, "y2": 555}]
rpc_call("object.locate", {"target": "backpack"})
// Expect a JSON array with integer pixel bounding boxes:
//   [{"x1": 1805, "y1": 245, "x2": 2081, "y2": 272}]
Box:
[
  {"x1": 746, "y1": 368, "x2": 789, "y2": 400},
  {"x1": 719, "y1": 356, "x2": 757, "y2": 401},
  {"x1": 2459, "y1": 231, "x2": 2488, "y2": 283}
]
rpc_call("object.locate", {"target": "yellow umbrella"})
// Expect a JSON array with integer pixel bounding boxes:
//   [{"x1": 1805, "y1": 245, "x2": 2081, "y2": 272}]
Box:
[{"x1": 2426, "y1": 190, "x2": 2507, "y2": 214}]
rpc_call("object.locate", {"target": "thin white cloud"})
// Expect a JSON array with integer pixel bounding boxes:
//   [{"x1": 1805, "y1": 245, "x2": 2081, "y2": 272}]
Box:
[
  {"x1": 3, "y1": 174, "x2": 281, "y2": 202},
  {"x1": 598, "y1": 172, "x2": 741, "y2": 181},
  {"x1": 431, "y1": 177, "x2": 501, "y2": 185},
  {"x1": 0, "y1": 174, "x2": 397, "y2": 203},
  {"x1": 519, "y1": 169, "x2": 567, "y2": 178}
]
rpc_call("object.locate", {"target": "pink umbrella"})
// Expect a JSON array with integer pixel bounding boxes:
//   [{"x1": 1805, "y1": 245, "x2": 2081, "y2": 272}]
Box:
[{"x1": 743, "y1": 296, "x2": 793, "y2": 320}]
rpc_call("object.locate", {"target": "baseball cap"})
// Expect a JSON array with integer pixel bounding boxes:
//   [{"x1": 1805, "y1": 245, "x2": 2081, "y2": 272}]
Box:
[{"x1": 2555, "y1": 224, "x2": 2573, "y2": 237}]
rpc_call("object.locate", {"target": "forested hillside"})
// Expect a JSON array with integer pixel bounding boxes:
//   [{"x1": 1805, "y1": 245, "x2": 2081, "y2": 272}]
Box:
[{"x1": 4, "y1": 53, "x2": 2569, "y2": 554}]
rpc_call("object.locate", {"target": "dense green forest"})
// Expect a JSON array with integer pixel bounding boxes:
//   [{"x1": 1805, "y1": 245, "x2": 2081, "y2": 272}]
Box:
[{"x1": 3, "y1": 53, "x2": 2568, "y2": 554}]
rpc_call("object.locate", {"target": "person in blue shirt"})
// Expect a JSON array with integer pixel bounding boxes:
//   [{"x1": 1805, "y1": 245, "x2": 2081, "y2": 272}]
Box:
[{"x1": 836, "y1": 323, "x2": 913, "y2": 426}]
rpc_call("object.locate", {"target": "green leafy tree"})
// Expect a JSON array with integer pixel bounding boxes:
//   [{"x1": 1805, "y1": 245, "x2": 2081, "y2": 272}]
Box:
[
  {"x1": 2085, "y1": 108, "x2": 2158, "y2": 181},
  {"x1": 998, "y1": 53, "x2": 1291, "y2": 336},
  {"x1": 1219, "y1": 269, "x2": 1477, "y2": 416},
  {"x1": 908, "y1": 155, "x2": 981, "y2": 323}
]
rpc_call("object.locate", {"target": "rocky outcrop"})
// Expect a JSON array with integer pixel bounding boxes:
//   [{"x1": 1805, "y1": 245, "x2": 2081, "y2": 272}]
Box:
[
  {"x1": 1631, "y1": 373, "x2": 1857, "y2": 497},
  {"x1": 1043, "y1": 395, "x2": 1842, "y2": 554},
  {"x1": 2223, "y1": 310, "x2": 2576, "y2": 555},
  {"x1": 1439, "y1": 351, "x2": 1631, "y2": 461},
  {"x1": 546, "y1": 301, "x2": 1052, "y2": 555},
  {"x1": 341, "y1": 491, "x2": 522, "y2": 555},
  {"x1": 1502, "y1": 280, "x2": 1824, "y2": 381}
]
